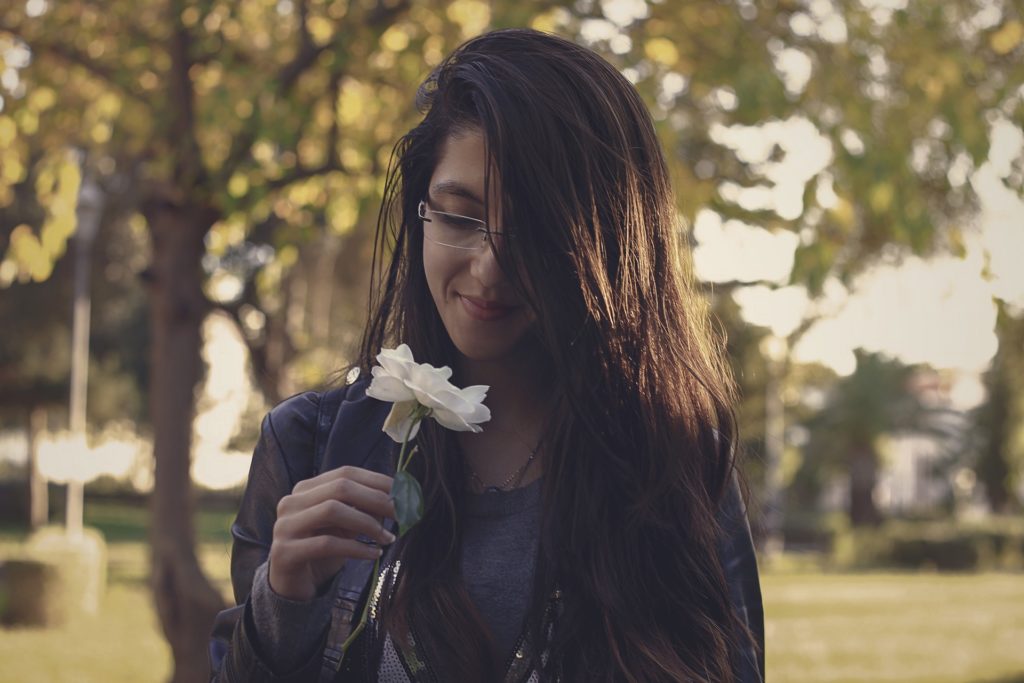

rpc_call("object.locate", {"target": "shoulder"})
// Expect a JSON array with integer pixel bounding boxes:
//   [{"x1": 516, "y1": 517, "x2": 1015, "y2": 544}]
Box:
[
  {"x1": 256, "y1": 391, "x2": 324, "y2": 485},
  {"x1": 265, "y1": 377, "x2": 373, "y2": 436},
  {"x1": 263, "y1": 376, "x2": 391, "y2": 476},
  {"x1": 319, "y1": 376, "x2": 393, "y2": 473},
  {"x1": 259, "y1": 380, "x2": 355, "y2": 481},
  {"x1": 265, "y1": 391, "x2": 322, "y2": 438}
]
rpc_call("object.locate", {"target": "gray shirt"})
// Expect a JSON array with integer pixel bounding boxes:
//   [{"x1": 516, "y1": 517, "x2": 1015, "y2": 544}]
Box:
[
  {"x1": 460, "y1": 476, "x2": 542, "y2": 662},
  {"x1": 251, "y1": 477, "x2": 543, "y2": 674}
]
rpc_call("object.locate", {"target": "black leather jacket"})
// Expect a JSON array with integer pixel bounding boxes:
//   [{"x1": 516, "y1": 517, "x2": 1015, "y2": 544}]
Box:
[{"x1": 209, "y1": 379, "x2": 765, "y2": 682}]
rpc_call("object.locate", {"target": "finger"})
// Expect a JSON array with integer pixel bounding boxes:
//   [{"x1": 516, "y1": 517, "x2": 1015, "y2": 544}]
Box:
[
  {"x1": 277, "y1": 498, "x2": 392, "y2": 544},
  {"x1": 277, "y1": 498, "x2": 396, "y2": 546},
  {"x1": 292, "y1": 465, "x2": 394, "y2": 496},
  {"x1": 285, "y1": 475, "x2": 397, "y2": 521},
  {"x1": 276, "y1": 535, "x2": 383, "y2": 566}
]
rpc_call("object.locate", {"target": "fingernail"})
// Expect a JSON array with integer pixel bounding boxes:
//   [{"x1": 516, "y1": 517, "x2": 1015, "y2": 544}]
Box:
[{"x1": 383, "y1": 530, "x2": 397, "y2": 543}]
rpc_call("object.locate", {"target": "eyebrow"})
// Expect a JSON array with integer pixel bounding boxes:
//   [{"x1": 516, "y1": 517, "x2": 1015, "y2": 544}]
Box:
[{"x1": 430, "y1": 180, "x2": 483, "y2": 205}]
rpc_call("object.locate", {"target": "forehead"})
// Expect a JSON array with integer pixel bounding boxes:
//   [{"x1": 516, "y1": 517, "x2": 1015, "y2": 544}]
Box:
[{"x1": 429, "y1": 130, "x2": 499, "y2": 207}]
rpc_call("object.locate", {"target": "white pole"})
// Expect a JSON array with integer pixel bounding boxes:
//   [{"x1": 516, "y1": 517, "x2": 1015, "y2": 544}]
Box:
[{"x1": 66, "y1": 172, "x2": 103, "y2": 537}]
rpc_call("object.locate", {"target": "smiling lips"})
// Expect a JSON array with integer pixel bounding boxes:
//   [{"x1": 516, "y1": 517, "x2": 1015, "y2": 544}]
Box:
[{"x1": 459, "y1": 294, "x2": 518, "y2": 321}]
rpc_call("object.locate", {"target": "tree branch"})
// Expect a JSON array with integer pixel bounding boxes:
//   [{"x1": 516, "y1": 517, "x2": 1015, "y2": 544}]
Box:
[
  {"x1": 265, "y1": 160, "x2": 345, "y2": 191},
  {"x1": 277, "y1": 31, "x2": 323, "y2": 91},
  {"x1": 367, "y1": 0, "x2": 412, "y2": 27},
  {"x1": 698, "y1": 279, "x2": 788, "y2": 294},
  {"x1": 297, "y1": 0, "x2": 314, "y2": 52},
  {"x1": 208, "y1": 278, "x2": 294, "y2": 405},
  {"x1": 217, "y1": 0, "x2": 411, "y2": 187},
  {"x1": 0, "y1": 21, "x2": 149, "y2": 104},
  {"x1": 167, "y1": 0, "x2": 209, "y2": 192},
  {"x1": 326, "y1": 70, "x2": 341, "y2": 159}
]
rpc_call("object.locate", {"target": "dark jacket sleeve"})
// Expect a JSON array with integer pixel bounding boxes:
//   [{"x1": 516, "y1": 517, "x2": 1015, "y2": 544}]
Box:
[
  {"x1": 718, "y1": 472, "x2": 765, "y2": 683},
  {"x1": 209, "y1": 391, "x2": 329, "y2": 682}
]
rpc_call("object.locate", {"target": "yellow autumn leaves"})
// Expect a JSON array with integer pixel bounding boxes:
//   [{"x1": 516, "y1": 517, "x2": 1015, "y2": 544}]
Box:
[
  {"x1": 2, "y1": 151, "x2": 81, "y2": 285},
  {"x1": 989, "y1": 20, "x2": 1023, "y2": 55}
]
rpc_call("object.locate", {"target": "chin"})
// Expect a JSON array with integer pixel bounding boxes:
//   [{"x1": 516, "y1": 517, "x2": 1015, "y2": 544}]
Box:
[
  {"x1": 447, "y1": 323, "x2": 540, "y2": 366},
  {"x1": 450, "y1": 336, "x2": 529, "y2": 364}
]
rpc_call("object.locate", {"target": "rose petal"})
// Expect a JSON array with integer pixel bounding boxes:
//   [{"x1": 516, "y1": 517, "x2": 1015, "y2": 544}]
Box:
[
  {"x1": 413, "y1": 360, "x2": 452, "y2": 381},
  {"x1": 415, "y1": 386, "x2": 464, "y2": 412},
  {"x1": 460, "y1": 385, "x2": 489, "y2": 404},
  {"x1": 431, "y1": 398, "x2": 489, "y2": 432},
  {"x1": 464, "y1": 402, "x2": 491, "y2": 424},
  {"x1": 406, "y1": 369, "x2": 463, "y2": 411},
  {"x1": 377, "y1": 354, "x2": 412, "y2": 380},
  {"x1": 366, "y1": 373, "x2": 415, "y2": 403},
  {"x1": 448, "y1": 388, "x2": 490, "y2": 424},
  {"x1": 430, "y1": 405, "x2": 475, "y2": 432},
  {"x1": 383, "y1": 344, "x2": 414, "y2": 362},
  {"x1": 407, "y1": 362, "x2": 452, "y2": 393},
  {"x1": 382, "y1": 400, "x2": 421, "y2": 443},
  {"x1": 376, "y1": 344, "x2": 420, "y2": 379}
]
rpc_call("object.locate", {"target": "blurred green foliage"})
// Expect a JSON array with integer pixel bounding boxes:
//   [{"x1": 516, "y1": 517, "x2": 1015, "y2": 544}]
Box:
[
  {"x1": 969, "y1": 300, "x2": 1024, "y2": 513},
  {"x1": 0, "y1": 206, "x2": 149, "y2": 428},
  {"x1": 795, "y1": 350, "x2": 959, "y2": 525},
  {"x1": 830, "y1": 517, "x2": 1024, "y2": 571}
]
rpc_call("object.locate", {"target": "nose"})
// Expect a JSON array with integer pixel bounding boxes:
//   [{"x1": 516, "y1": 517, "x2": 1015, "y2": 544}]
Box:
[{"x1": 469, "y1": 238, "x2": 506, "y2": 288}]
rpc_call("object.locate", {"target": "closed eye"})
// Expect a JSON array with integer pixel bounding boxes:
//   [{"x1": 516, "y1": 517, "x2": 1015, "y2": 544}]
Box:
[{"x1": 434, "y1": 211, "x2": 485, "y2": 230}]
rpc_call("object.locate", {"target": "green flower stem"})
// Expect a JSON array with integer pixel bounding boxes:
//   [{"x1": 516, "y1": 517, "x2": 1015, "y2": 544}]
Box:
[
  {"x1": 340, "y1": 554, "x2": 379, "y2": 653},
  {"x1": 340, "y1": 403, "x2": 429, "y2": 660},
  {"x1": 396, "y1": 405, "x2": 429, "y2": 473}
]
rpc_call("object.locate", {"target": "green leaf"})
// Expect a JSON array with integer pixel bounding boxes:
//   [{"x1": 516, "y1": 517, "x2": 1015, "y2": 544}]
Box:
[{"x1": 391, "y1": 470, "x2": 424, "y2": 536}]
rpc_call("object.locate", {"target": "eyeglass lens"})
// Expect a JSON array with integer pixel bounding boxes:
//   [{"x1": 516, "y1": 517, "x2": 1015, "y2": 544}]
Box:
[{"x1": 421, "y1": 203, "x2": 498, "y2": 250}]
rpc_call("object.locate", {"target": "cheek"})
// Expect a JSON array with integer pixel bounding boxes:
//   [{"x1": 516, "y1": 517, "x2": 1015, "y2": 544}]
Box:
[{"x1": 422, "y1": 243, "x2": 451, "y2": 307}]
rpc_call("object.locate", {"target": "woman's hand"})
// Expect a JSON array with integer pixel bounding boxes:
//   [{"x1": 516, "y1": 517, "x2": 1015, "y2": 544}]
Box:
[{"x1": 268, "y1": 465, "x2": 397, "y2": 602}]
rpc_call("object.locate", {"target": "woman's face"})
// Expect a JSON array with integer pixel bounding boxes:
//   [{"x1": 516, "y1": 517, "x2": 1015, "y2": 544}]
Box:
[{"x1": 422, "y1": 129, "x2": 535, "y2": 364}]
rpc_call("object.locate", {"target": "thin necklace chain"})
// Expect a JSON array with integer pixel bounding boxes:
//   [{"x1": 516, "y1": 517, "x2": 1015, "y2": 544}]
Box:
[{"x1": 467, "y1": 443, "x2": 540, "y2": 493}]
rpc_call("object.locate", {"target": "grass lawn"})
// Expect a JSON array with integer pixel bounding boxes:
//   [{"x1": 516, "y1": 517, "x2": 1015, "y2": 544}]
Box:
[
  {"x1": 1, "y1": 501, "x2": 1023, "y2": 682},
  {"x1": 763, "y1": 571, "x2": 1024, "y2": 683},
  {"x1": 0, "y1": 542, "x2": 232, "y2": 683}
]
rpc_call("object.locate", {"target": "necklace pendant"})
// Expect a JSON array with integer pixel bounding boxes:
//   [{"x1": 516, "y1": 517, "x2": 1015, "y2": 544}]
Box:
[{"x1": 484, "y1": 486, "x2": 502, "y2": 494}]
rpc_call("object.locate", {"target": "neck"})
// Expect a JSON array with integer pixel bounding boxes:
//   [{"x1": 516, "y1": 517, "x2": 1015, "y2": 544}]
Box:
[
  {"x1": 455, "y1": 346, "x2": 553, "y2": 489},
  {"x1": 456, "y1": 345, "x2": 550, "y2": 430}
]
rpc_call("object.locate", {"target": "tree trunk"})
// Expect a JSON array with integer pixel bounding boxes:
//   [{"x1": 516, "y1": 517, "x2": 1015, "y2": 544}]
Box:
[
  {"x1": 977, "y1": 384, "x2": 1011, "y2": 513},
  {"x1": 976, "y1": 302, "x2": 1021, "y2": 514},
  {"x1": 144, "y1": 198, "x2": 226, "y2": 683},
  {"x1": 309, "y1": 234, "x2": 340, "y2": 347},
  {"x1": 26, "y1": 405, "x2": 48, "y2": 530},
  {"x1": 849, "y1": 444, "x2": 882, "y2": 527}
]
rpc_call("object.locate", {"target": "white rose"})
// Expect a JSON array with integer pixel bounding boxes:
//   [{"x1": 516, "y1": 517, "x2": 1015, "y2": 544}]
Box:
[{"x1": 365, "y1": 344, "x2": 491, "y2": 442}]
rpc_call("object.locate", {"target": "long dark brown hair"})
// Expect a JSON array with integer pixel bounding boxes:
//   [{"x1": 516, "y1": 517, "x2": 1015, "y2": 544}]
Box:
[{"x1": 356, "y1": 28, "x2": 750, "y2": 682}]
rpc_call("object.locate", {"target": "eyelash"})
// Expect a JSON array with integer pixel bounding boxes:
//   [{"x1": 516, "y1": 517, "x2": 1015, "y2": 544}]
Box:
[{"x1": 437, "y1": 213, "x2": 482, "y2": 228}]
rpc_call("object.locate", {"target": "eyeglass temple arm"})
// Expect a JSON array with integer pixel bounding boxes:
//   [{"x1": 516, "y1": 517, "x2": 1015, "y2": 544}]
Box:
[{"x1": 417, "y1": 200, "x2": 432, "y2": 222}]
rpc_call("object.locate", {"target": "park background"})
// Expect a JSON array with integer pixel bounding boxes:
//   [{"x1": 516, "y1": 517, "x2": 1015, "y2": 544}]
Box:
[{"x1": 1, "y1": 0, "x2": 1023, "y2": 681}]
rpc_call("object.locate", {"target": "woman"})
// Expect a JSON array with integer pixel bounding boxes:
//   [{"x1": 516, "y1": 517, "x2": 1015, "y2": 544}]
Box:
[{"x1": 210, "y1": 28, "x2": 763, "y2": 682}]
